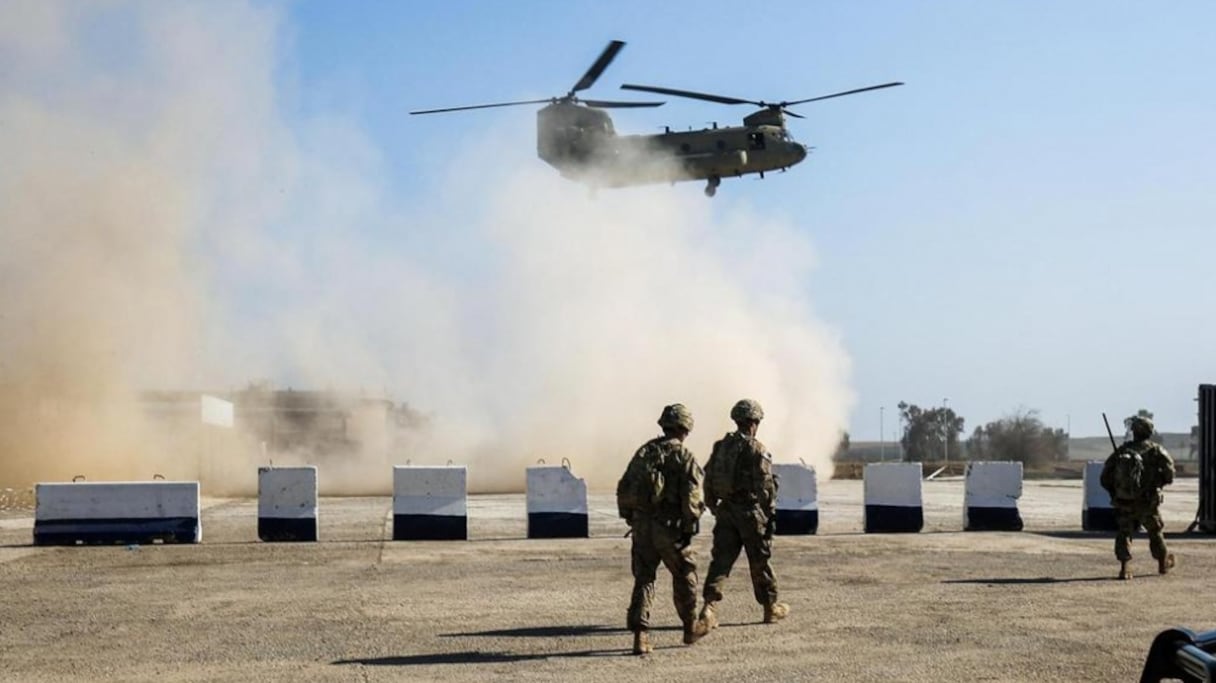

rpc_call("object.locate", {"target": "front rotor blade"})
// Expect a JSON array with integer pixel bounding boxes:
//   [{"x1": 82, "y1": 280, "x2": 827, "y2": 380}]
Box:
[
  {"x1": 409, "y1": 98, "x2": 554, "y2": 115},
  {"x1": 581, "y1": 99, "x2": 665, "y2": 109},
  {"x1": 571, "y1": 40, "x2": 626, "y2": 93},
  {"x1": 621, "y1": 83, "x2": 757, "y2": 106},
  {"x1": 783, "y1": 109, "x2": 805, "y2": 119},
  {"x1": 784, "y1": 82, "x2": 904, "y2": 106}
]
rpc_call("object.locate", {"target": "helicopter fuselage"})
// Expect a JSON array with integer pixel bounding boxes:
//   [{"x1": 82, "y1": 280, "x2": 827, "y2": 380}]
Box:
[{"x1": 536, "y1": 102, "x2": 808, "y2": 194}]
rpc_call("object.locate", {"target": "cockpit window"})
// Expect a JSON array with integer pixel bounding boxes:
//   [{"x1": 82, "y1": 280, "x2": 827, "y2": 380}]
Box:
[{"x1": 748, "y1": 132, "x2": 766, "y2": 150}]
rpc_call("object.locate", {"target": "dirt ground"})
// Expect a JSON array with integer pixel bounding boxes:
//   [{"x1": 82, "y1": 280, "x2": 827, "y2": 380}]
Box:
[{"x1": 1, "y1": 478, "x2": 1213, "y2": 682}]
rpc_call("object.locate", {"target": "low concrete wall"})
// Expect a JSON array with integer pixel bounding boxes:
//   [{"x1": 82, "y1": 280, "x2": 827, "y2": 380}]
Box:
[
  {"x1": 526, "y1": 465, "x2": 587, "y2": 539},
  {"x1": 258, "y1": 466, "x2": 318, "y2": 542},
  {"x1": 964, "y1": 462, "x2": 1023, "y2": 531},
  {"x1": 34, "y1": 481, "x2": 201, "y2": 545},
  {"x1": 773, "y1": 463, "x2": 818, "y2": 535},
  {"x1": 864, "y1": 463, "x2": 923, "y2": 533},
  {"x1": 392, "y1": 466, "x2": 468, "y2": 541}
]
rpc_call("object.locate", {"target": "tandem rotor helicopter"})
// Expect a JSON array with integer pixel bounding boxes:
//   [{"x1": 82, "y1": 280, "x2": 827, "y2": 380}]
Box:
[{"x1": 410, "y1": 40, "x2": 902, "y2": 197}]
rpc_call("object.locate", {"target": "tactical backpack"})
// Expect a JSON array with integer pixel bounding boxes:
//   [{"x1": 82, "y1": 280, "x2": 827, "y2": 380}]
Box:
[
  {"x1": 706, "y1": 434, "x2": 743, "y2": 499},
  {"x1": 616, "y1": 440, "x2": 667, "y2": 517},
  {"x1": 1110, "y1": 449, "x2": 1145, "y2": 501}
]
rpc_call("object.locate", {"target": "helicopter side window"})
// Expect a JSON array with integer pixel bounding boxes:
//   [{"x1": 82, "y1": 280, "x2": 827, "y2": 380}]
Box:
[
  {"x1": 748, "y1": 132, "x2": 766, "y2": 151},
  {"x1": 716, "y1": 139, "x2": 726, "y2": 150}
]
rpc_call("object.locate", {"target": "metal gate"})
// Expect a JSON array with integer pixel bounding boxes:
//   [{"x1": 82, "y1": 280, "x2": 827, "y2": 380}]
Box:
[{"x1": 1199, "y1": 384, "x2": 1216, "y2": 533}]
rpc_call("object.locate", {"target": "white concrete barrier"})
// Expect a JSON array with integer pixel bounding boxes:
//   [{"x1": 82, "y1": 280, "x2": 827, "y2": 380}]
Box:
[
  {"x1": 258, "y1": 466, "x2": 318, "y2": 542},
  {"x1": 392, "y1": 466, "x2": 467, "y2": 540},
  {"x1": 1082, "y1": 460, "x2": 1117, "y2": 531},
  {"x1": 526, "y1": 464, "x2": 588, "y2": 538},
  {"x1": 864, "y1": 463, "x2": 923, "y2": 533},
  {"x1": 963, "y1": 462, "x2": 1024, "y2": 531},
  {"x1": 34, "y1": 481, "x2": 200, "y2": 545},
  {"x1": 772, "y1": 463, "x2": 818, "y2": 535}
]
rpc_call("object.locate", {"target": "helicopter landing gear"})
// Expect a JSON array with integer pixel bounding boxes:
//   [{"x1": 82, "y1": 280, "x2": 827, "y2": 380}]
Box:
[{"x1": 704, "y1": 175, "x2": 720, "y2": 198}]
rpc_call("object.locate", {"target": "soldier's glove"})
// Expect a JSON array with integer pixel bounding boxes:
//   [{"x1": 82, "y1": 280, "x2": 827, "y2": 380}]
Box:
[{"x1": 763, "y1": 515, "x2": 776, "y2": 541}]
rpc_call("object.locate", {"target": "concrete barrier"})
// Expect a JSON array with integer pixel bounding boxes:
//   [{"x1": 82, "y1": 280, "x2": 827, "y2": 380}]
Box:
[
  {"x1": 258, "y1": 466, "x2": 318, "y2": 542},
  {"x1": 772, "y1": 463, "x2": 818, "y2": 535},
  {"x1": 392, "y1": 466, "x2": 468, "y2": 540},
  {"x1": 864, "y1": 463, "x2": 923, "y2": 533},
  {"x1": 963, "y1": 462, "x2": 1024, "y2": 531},
  {"x1": 34, "y1": 481, "x2": 200, "y2": 545},
  {"x1": 526, "y1": 464, "x2": 588, "y2": 538},
  {"x1": 1083, "y1": 460, "x2": 1117, "y2": 531}
]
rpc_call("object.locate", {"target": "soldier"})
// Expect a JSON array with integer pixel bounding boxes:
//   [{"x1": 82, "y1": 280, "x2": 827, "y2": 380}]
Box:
[
  {"x1": 699, "y1": 399, "x2": 789, "y2": 628},
  {"x1": 616, "y1": 403, "x2": 710, "y2": 655},
  {"x1": 1099, "y1": 415, "x2": 1177, "y2": 580}
]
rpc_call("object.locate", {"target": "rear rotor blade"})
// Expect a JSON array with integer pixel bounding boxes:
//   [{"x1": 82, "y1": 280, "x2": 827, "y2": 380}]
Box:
[
  {"x1": 581, "y1": 99, "x2": 665, "y2": 109},
  {"x1": 409, "y1": 98, "x2": 554, "y2": 115},
  {"x1": 621, "y1": 83, "x2": 757, "y2": 106},
  {"x1": 784, "y1": 82, "x2": 904, "y2": 106},
  {"x1": 571, "y1": 40, "x2": 625, "y2": 93}
]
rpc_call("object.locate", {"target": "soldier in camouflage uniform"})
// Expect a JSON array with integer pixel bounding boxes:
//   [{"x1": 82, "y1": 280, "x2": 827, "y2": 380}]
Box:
[
  {"x1": 616, "y1": 403, "x2": 710, "y2": 655},
  {"x1": 1100, "y1": 415, "x2": 1176, "y2": 580},
  {"x1": 699, "y1": 399, "x2": 789, "y2": 627}
]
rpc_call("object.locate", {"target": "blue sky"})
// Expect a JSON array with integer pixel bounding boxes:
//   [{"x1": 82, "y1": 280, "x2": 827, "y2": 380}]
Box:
[{"x1": 277, "y1": 1, "x2": 1214, "y2": 439}]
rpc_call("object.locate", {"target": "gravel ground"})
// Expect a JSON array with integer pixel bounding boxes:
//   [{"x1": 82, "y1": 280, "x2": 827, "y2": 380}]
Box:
[{"x1": 0, "y1": 478, "x2": 1212, "y2": 682}]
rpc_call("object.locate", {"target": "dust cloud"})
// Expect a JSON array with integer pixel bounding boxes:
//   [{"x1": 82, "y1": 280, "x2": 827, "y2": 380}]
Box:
[{"x1": 0, "y1": 1, "x2": 853, "y2": 497}]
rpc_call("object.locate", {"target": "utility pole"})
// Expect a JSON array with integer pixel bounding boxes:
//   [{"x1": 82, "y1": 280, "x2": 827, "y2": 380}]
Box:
[{"x1": 880, "y1": 406, "x2": 886, "y2": 462}]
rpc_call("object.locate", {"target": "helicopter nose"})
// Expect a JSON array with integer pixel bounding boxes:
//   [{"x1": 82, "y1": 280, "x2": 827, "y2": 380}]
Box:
[{"x1": 793, "y1": 143, "x2": 808, "y2": 162}]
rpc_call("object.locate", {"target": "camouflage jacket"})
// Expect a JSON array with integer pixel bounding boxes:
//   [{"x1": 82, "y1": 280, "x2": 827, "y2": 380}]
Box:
[
  {"x1": 615, "y1": 436, "x2": 705, "y2": 531},
  {"x1": 703, "y1": 432, "x2": 777, "y2": 515},
  {"x1": 1100, "y1": 438, "x2": 1175, "y2": 503}
]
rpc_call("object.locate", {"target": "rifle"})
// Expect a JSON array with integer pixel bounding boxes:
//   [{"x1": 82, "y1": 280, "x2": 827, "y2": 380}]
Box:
[{"x1": 1102, "y1": 412, "x2": 1119, "y2": 452}]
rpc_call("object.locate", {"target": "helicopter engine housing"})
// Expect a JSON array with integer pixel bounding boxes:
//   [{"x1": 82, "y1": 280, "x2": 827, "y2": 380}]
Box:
[{"x1": 537, "y1": 103, "x2": 616, "y2": 173}]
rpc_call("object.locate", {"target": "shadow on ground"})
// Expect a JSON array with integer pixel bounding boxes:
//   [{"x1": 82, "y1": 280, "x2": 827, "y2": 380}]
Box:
[
  {"x1": 441, "y1": 622, "x2": 747, "y2": 638},
  {"x1": 942, "y1": 576, "x2": 1114, "y2": 585},
  {"x1": 1032, "y1": 530, "x2": 1216, "y2": 541},
  {"x1": 440, "y1": 624, "x2": 626, "y2": 638},
  {"x1": 333, "y1": 648, "x2": 638, "y2": 666}
]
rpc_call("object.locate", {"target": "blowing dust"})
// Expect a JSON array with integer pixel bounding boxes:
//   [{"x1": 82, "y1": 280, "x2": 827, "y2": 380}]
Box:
[{"x1": 0, "y1": 2, "x2": 853, "y2": 497}]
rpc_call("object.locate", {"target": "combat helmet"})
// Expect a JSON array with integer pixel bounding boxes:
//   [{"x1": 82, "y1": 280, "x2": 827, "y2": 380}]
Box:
[
  {"x1": 658, "y1": 403, "x2": 694, "y2": 432},
  {"x1": 730, "y1": 399, "x2": 764, "y2": 423},
  {"x1": 1128, "y1": 415, "x2": 1154, "y2": 437}
]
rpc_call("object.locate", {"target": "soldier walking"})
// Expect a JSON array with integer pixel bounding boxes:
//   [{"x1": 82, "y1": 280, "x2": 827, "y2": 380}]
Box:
[
  {"x1": 699, "y1": 399, "x2": 789, "y2": 627},
  {"x1": 616, "y1": 403, "x2": 710, "y2": 655},
  {"x1": 1099, "y1": 415, "x2": 1176, "y2": 580}
]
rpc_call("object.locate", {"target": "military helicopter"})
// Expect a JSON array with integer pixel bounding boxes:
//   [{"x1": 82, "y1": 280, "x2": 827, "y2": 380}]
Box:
[{"x1": 410, "y1": 41, "x2": 902, "y2": 197}]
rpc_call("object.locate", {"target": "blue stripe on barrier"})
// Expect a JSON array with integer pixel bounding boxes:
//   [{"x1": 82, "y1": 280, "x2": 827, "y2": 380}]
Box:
[
  {"x1": 527, "y1": 512, "x2": 588, "y2": 539},
  {"x1": 775, "y1": 509, "x2": 818, "y2": 535},
  {"x1": 864, "y1": 505, "x2": 923, "y2": 533},
  {"x1": 965, "y1": 507, "x2": 1024, "y2": 531},
  {"x1": 392, "y1": 514, "x2": 467, "y2": 541},
  {"x1": 1083, "y1": 507, "x2": 1119, "y2": 532},
  {"x1": 258, "y1": 517, "x2": 318, "y2": 542},
  {"x1": 33, "y1": 517, "x2": 199, "y2": 545}
]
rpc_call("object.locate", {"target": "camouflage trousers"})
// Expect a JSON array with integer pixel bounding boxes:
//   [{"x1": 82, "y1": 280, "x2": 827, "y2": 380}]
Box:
[
  {"x1": 626, "y1": 515, "x2": 699, "y2": 632},
  {"x1": 703, "y1": 503, "x2": 778, "y2": 606},
  {"x1": 1114, "y1": 500, "x2": 1167, "y2": 563}
]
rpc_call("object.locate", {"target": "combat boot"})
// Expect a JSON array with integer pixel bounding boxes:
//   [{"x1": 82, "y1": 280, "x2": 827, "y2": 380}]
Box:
[
  {"x1": 763, "y1": 601, "x2": 790, "y2": 623},
  {"x1": 1158, "y1": 553, "x2": 1176, "y2": 575},
  {"x1": 632, "y1": 631, "x2": 653, "y2": 655},
  {"x1": 683, "y1": 617, "x2": 709, "y2": 645},
  {"x1": 699, "y1": 602, "x2": 719, "y2": 630},
  {"x1": 1118, "y1": 560, "x2": 1132, "y2": 580}
]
